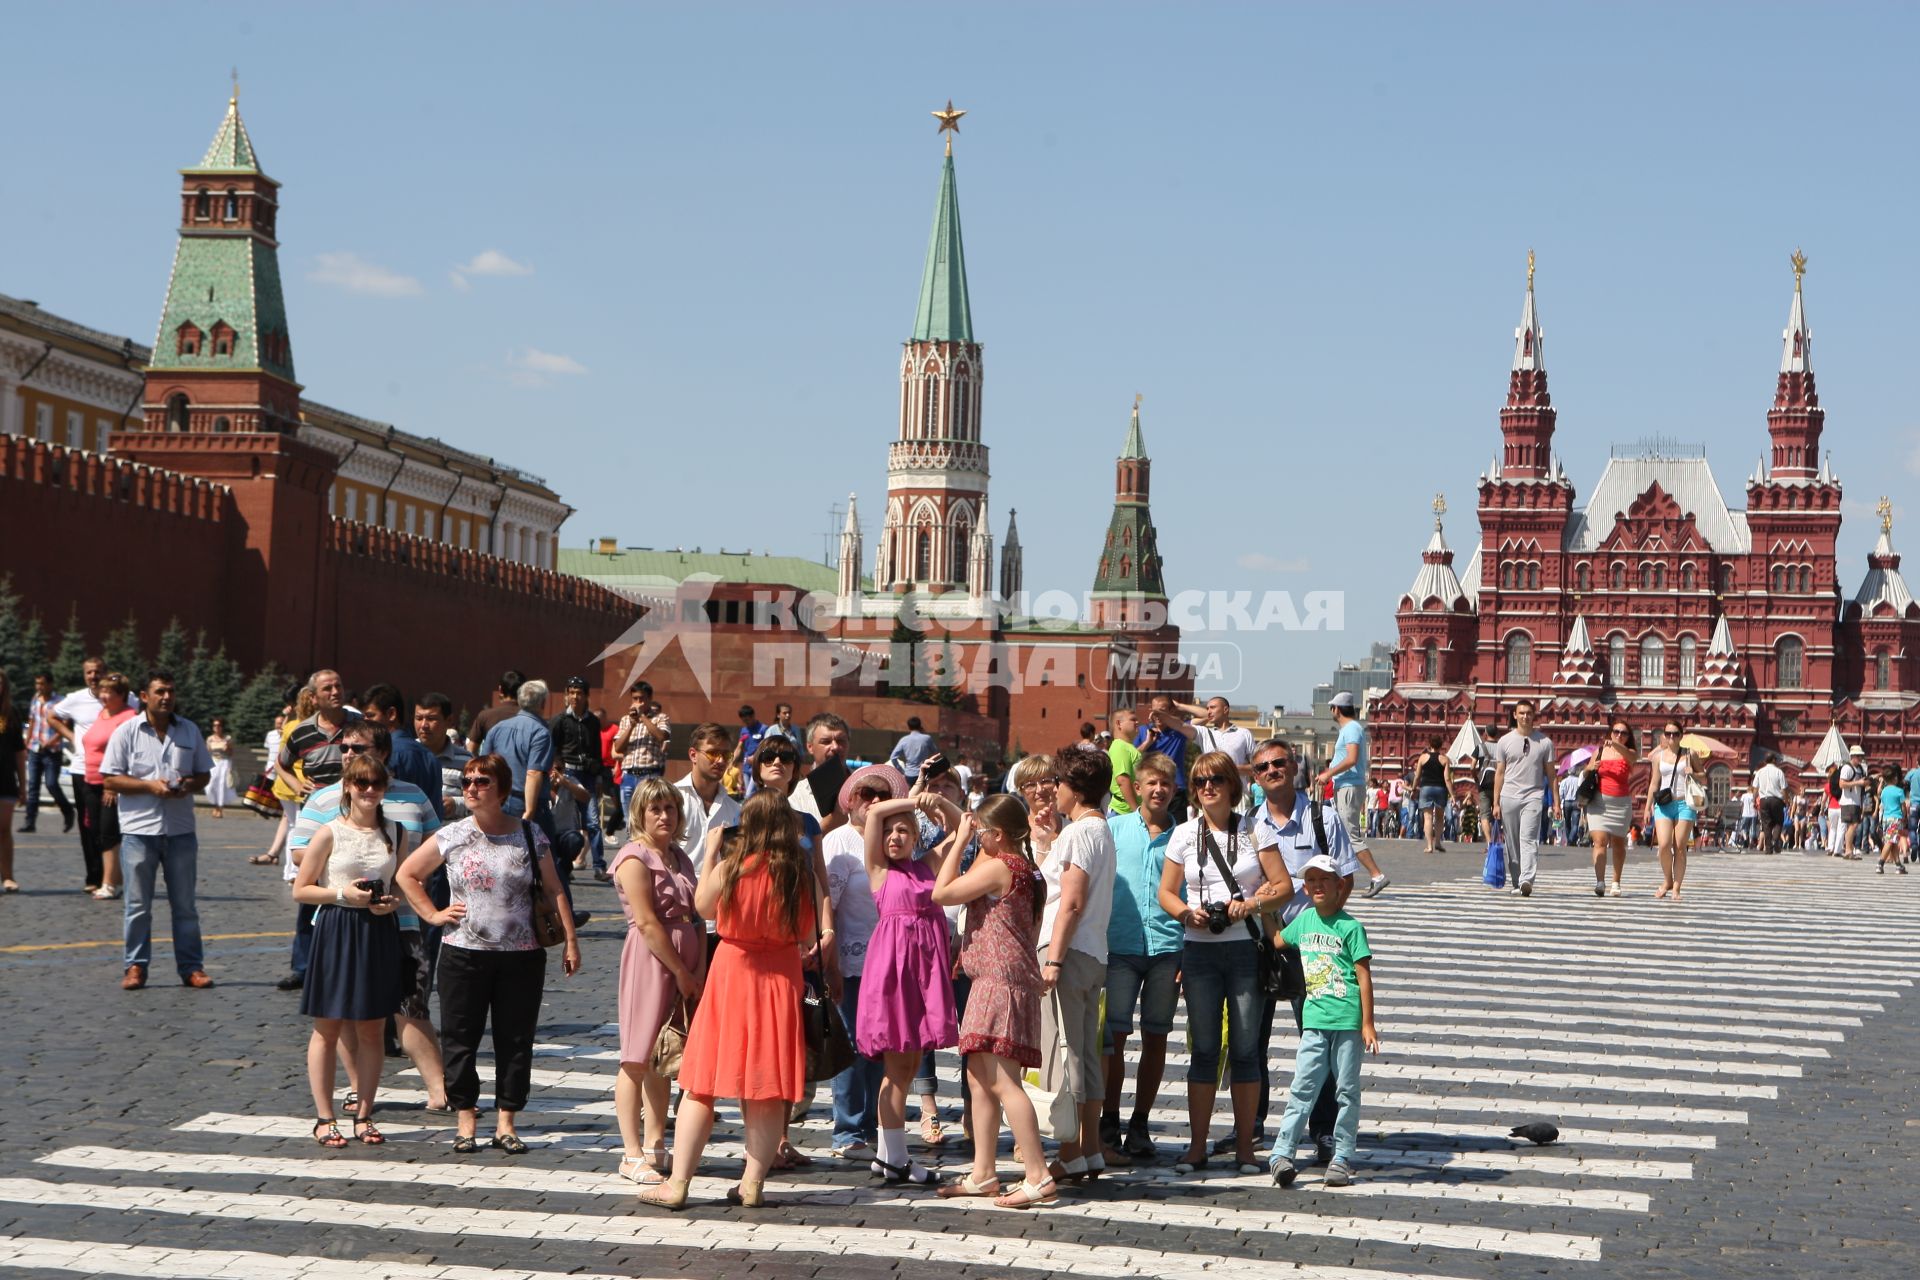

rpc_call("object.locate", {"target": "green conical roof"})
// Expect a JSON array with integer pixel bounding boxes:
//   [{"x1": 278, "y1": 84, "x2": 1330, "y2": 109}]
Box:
[
  {"x1": 189, "y1": 98, "x2": 262, "y2": 174},
  {"x1": 1121, "y1": 403, "x2": 1146, "y2": 459},
  {"x1": 911, "y1": 154, "x2": 973, "y2": 343}
]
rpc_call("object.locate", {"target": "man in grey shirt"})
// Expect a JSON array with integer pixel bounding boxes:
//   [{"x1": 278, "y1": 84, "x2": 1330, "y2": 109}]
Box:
[{"x1": 1489, "y1": 698, "x2": 1557, "y2": 897}]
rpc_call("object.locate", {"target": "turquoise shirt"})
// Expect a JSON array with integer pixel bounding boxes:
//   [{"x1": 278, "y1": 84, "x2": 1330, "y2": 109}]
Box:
[
  {"x1": 1106, "y1": 811, "x2": 1183, "y2": 957},
  {"x1": 1331, "y1": 719, "x2": 1368, "y2": 790}
]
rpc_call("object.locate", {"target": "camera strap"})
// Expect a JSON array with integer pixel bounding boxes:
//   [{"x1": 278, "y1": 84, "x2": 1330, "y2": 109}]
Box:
[{"x1": 1199, "y1": 822, "x2": 1269, "y2": 949}]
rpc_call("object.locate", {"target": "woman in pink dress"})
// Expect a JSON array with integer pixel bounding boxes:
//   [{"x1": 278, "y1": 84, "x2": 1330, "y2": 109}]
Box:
[
  {"x1": 932, "y1": 793, "x2": 1055, "y2": 1208},
  {"x1": 857, "y1": 793, "x2": 961, "y2": 1186},
  {"x1": 611, "y1": 777, "x2": 705, "y2": 1186}
]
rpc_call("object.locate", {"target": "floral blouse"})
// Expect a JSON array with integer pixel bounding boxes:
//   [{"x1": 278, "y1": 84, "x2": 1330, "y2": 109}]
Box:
[{"x1": 439, "y1": 817, "x2": 552, "y2": 952}]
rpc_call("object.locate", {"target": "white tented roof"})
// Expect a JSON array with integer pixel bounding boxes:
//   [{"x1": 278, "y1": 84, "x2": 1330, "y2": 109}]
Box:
[
  {"x1": 1562, "y1": 456, "x2": 1751, "y2": 555},
  {"x1": 1405, "y1": 527, "x2": 1469, "y2": 611},
  {"x1": 1853, "y1": 530, "x2": 1917, "y2": 616}
]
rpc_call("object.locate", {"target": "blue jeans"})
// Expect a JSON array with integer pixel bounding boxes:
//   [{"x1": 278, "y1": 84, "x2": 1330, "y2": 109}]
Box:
[
  {"x1": 830, "y1": 974, "x2": 884, "y2": 1148},
  {"x1": 24, "y1": 748, "x2": 74, "y2": 825},
  {"x1": 1180, "y1": 939, "x2": 1263, "y2": 1085},
  {"x1": 1272, "y1": 1027, "x2": 1362, "y2": 1166},
  {"x1": 566, "y1": 767, "x2": 606, "y2": 871},
  {"x1": 121, "y1": 832, "x2": 203, "y2": 976}
]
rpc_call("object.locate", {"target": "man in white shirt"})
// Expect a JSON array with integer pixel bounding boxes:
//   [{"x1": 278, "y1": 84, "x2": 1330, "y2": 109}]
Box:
[
  {"x1": 675, "y1": 721, "x2": 741, "y2": 888},
  {"x1": 1189, "y1": 697, "x2": 1255, "y2": 786},
  {"x1": 1838, "y1": 746, "x2": 1868, "y2": 857},
  {"x1": 820, "y1": 765, "x2": 905, "y2": 1160},
  {"x1": 1753, "y1": 754, "x2": 1788, "y2": 855},
  {"x1": 101, "y1": 671, "x2": 212, "y2": 991}
]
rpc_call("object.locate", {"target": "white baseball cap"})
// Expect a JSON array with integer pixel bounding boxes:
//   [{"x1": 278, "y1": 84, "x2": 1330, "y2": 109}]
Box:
[{"x1": 1301, "y1": 853, "x2": 1342, "y2": 876}]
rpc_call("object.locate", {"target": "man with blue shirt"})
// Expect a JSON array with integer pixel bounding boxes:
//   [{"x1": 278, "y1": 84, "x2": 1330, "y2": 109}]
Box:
[
  {"x1": 1134, "y1": 693, "x2": 1196, "y2": 822},
  {"x1": 1100, "y1": 750, "x2": 1182, "y2": 1163},
  {"x1": 887, "y1": 716, "x2": 937, "y2": 781},
  {"x1": 480, "y1": 679, "x2": 556, "y2": 821},
  {"x1": 1313, "y1": 692, "x2": 1390, "y2": 898},
  {"x1": 102, "y1": 671, "x2": 213, "y2": 991},
  {"x1": 1248, "y1": 736, "x2": 1361, "y2": 1162}
]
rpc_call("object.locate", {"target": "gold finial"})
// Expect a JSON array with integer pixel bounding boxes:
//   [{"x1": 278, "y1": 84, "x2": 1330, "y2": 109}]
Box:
[
  {"x1": 230, "y1": 67, "x2": 240, "y2": 107},
  {"x1": 1134, "y1": 392, "x2": 1143, "y2": 412},
  {"x1": 1791, "y1": 247, "x2": 1808, "y2": 291},
  {"x1": 1526, "y1": 248, "x2": 1535, "y2": 291},
  {"x1": 932, "y1": 100, "x2": 966, "y2": 156},
  {"x1": 1433, "y1": 492, "x2": 1447, "y2": 527},
  {"x1": 1878, "y1": 495, "x2": 1893, "y2": 534}
]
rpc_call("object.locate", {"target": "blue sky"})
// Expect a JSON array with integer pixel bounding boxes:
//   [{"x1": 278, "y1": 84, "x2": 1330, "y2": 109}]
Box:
[{"x1": 7, "y1": 2, "x2": 1918, "y2": 709}]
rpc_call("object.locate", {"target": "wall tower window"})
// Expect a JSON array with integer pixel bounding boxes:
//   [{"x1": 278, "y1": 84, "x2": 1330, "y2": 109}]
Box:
[
  {"x1": 915, "y1": 528, "x2": 932, "y2": 580},
  {"x1": 1575, "y1": 563, "x2": 1590, "y2": 592},
  {"x1": 165, "y1": 394, "x2": 189, "y2": 432},
  {"x1": 1503, "y1": 631, "x2": 1532, "y2": 684},
  {"x1": 1681, "y1": 563, "x2": 1697, "y2": 591},
  {"x1": 1608, "y1": 634, "x2": 1626, "y2": 685},
  {"x1": 1641, "y1": 634, "x2": 1666, "y2": 685},
  {"x1": 1423, "y1": 641, "x2": 1439, "y2": 682},
  {"x1": 1876, "y1": 647, "x2": 1892, "y2": 690},
  {"x1": 1678, "y1": 634, "x2": 1697, "y2": 684},
  {"x1": 224, "y1": 188, "x2": 238, "y2": 220},
  {"x1": 1611, "y1": 563, "x2": 1626, "y2": 590},
  {"x1": 1776, "y1": 635, "x2": 1804, "y2": 689},
  {"x1": 194, "y1": 188, "x2": 210, "y2": 219}
]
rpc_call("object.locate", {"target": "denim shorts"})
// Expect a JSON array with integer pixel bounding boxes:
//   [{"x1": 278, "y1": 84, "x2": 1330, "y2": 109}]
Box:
[
  {"x1": 1105, "y1": 951, "x2": 1181, "y2": 1039},
  {"x1": 1418, "y1": 786, "x2": 1447, "y2": 812},
  {"x1": 1654, "y1": 799, "x2": 1697, "y2": 825}
]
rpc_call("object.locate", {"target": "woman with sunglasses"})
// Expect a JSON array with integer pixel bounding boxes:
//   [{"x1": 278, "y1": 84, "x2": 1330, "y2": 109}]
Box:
[
  {"x1": 1159, "y1": 750, "x2": 1290, "y2": 1175},
  {"x1": 396, "y1": 753, "x2": 582, "y2": 1154},
  {"x1": 292, "y1": 752, "x2": 405, "y2": 1147},
  {"x1": 1582, "y1": 722, "x2": 1638, "y2": 896},
  {"x1": 1642, "y1": 723, "x2": 1696, "y2": 900}
]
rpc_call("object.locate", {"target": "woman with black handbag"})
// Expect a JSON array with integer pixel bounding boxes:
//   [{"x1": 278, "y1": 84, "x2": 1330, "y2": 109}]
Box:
[
  {"x1": 610, "y1": 776, "x2": 705, "y2": 1185},
  {"x1": 1157, "y1": 750, "x2": 1292, "y2": 1175},
  {"x1": 641, "y1": 791, "x2": 815, "y2": 1210},
  {"x1": 396, "y1": 753, "x2": 582, "y2": 1155}
]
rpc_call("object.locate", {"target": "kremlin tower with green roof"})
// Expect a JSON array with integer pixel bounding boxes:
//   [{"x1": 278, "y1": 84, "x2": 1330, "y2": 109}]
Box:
[
  {"x1": 142, "y1": 87, "x2": 302, "y2": 435},
  {"x1": 1091, "y1": 396, "x2": 1169, "y2": 624}
]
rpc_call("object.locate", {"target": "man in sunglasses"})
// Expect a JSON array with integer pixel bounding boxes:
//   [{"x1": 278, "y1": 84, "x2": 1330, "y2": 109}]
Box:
[
  {"x1": 1490, "y1": 700, "x2": 1557, "y2": 896},
  {"x1": 1246, "y1": 738, "x2": 1360, "y2": 1161}
]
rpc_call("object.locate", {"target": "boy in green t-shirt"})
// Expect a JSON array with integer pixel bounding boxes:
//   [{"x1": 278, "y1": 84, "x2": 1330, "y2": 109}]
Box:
[{"x1": 1270, "y1": 853, "x2": 1379, "y2": 1188}]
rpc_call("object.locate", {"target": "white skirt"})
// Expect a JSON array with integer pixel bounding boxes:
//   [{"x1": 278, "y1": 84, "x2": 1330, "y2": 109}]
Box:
[{"x1": 206, "y1": 758, "x2": 241, "y2": 806}]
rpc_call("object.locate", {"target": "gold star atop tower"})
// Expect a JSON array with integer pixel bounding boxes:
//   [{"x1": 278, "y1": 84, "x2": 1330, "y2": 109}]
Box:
[
  {"x1": 1526, "y1": 248, "x2": 1535, "y2": 291},
  {"x1": 932, "y1": 100, "x2": 966, "y2": 156},
  {"x1": 1433, "y1": 492, "x2": 1447, "y2": 528},
  {"x1": 1792, "y1": 247, "x2": 1808, "y2": 292},
  {"x1": 1134, "y1": 392, "x2": 1143, "y2": 411},
  {"x1": 1878, "y1": 495, "x2": 1893, "y2": 534}
]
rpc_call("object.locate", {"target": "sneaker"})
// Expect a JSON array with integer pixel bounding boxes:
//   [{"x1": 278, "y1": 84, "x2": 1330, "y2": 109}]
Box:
[
  {"x1": 1508, "y1": 884, "x2": 1522, "y2": 895},
  {"x1": 1324, "y1": 1159, "x2": 1354, "y2": 1187},
  {"x1": 1270, "y1": 1156, "x2": 1298, "y2": 1187},
  {"x1": 1607, "y1": 882, "x2": 1623, "y2": 897},
  {"x1": 1520, "y1": 881, "x2": 1533, "y2": 897},
  {"x1": 1594, "y1": 881, "x2": 1606, "y2": 897},
  {"x1": 1362, "y1": 875, "x2": 1390, "y2": 899},
  {"x1": 276, "y1": 972, "x2": 305, "y2": 991}
]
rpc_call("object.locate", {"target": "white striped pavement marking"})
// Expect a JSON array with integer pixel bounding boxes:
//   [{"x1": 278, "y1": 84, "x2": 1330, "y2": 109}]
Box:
[
  {"x1": 1376, "y1": 1020, "x2": 1829, "y2": 1058},
  {"x1": 0, "y1": 1176, "x2": 1599, "y2": 1265},
  {"x1": 1381, "y1": 956, "x2": 1895, "y2": 995},
  {"x1": 1308, "y1": 1005, "x2": 1843, "y2": 1041},
  {"x1": 1274, "y1": 1062, "x2": 1776, "y2": 1099},
  {"x1": 1372, "y1": 959, "x2": 1908, "y2": 998},
  {"x1": 1376, "y1": 991, "x2": 1863, "y2": 1027},
  {"x1": 1129, "y1": 1040, "x2": 1799, "y2": 1078},
  {"x1": 0, "y1": 1238, "x2": 680, "y2": 1280},
  {"x1": 1355, "y1": 1092, "x2": 1748, "y2": 1124}
]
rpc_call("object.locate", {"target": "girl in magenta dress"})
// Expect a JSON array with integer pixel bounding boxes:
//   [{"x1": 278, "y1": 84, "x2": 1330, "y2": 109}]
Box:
[{"x1": 858, "y1": 793, "x2": 961, "y2": 1185}]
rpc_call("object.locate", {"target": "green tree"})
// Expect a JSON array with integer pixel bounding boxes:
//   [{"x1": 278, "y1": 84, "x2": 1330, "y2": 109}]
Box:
[
  {"x1": 230, "y1": 663, "x2": 289, "y2": 745},
  {"x1": 49, "y1": 609, "x2": 87, "y2": 690},
  {"x1": 153, "y1": 617, "x2": 191, "y2": 680},
  {"x1": 179, "y1": 632, "x2": 243, "y2": 728},
  {"x1": 100, "y1": 613, "x2": 145, "y2": 683},
  {"x1": 0, "y1": 574, "x2": 39, "y2": 715}
]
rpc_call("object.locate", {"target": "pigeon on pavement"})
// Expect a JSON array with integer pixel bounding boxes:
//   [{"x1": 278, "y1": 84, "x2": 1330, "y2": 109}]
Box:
[{"x1": 1509, "y1": 1122, "x2": 1560, "y2": 1146}]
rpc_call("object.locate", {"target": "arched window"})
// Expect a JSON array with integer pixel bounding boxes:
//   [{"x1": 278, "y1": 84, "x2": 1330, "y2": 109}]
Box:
[
  {"x1": 212, "y1": 417, "x2": 230, "y2": 434},
  {"x1": 1500, "y1": 562, "x2": 1515, "y2": 589},
  {"x1": 1797, "y1": 566, "x2": 1812, "y2": 593},
  {"x1": 1641, "y1": 634, "x2": 1666, "y2": 685},
  {"x1": 1526, "y1": 562, "x2": 1540, "y2": 590},
  {"x1": 1639, "y1": 564, "x2": 1655, "y2": 590},
  {"x1": 1708, "y1": 764, "x2": 1732, "y2": 810},
  {"x1": 914, "y1": 528, "x2": 932, "y2": 580},
  {"x1": 1611, "y1": 563, "x2": 1626, "y2": 590},
  {"x1": 1503, "y1": 631, "x2": 1532, "y2": 684},
  {"x1": 1575, "y1": 563, "x2": 1590, "y2": 592},
  {"x1": 1654, "y1": 564, "x2": 1668, "y2": 590},
  {"x1": 1770, "y1": 565, "x2": 1785, "y2": 593},
  {"x1": 1681, "y1": 563, "x2": 1697, "y2": 591},
  {"x1": 1608, "y1": 633, "x2": 1626, "y2": 685},
  {"x1": 953, "y1": 379, "x2": 970, "y2": 439},
  {"x1": 165, "y1": 394, "x2": 189, "y2": 432},
  {"x1": 1876, "y1": 647, "x2": 1891, "y2": 690},
  {"x1": 1423, "y1": 641, "x2": 1439, "y2": 682},
  {"x1": 224, "y1": 188, "x2": 239, "y2": 221},
  {"x1": 1719, "y1": 564, "x2": 1735, "y2": 594},
  {"x1": 1678, "y1": 634, "x2": 1698, "y2": 684},
  {"x1": 194, "y1": 188, "x2": 210, "y2": 219},
  {"x1": 1776, "y1": 635, "x2": 1804, "y2": 689},
  {"x1": 922, "y1": 375, "x2": 939, "y2": 436},
  {"x1": 951, "y1": 521, "x2": 969, "y2": 583},
  {"x1": 176, "y1": 323, "x2": 200, "y2": 356}
]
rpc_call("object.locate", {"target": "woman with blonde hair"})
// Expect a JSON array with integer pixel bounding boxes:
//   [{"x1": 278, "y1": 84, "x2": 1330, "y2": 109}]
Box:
[
  {"x1": 611, "y1": 776, "x2": 705, "y2": 1184},
  {"x1": 1009, "y1": 754, "x2": 1060, "y2": 857},
  {"x1": 641, "y1": 790, "x2": 815, "y2": 1210}
]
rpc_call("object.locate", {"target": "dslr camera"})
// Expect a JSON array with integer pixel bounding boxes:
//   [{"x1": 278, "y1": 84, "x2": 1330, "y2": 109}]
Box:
[{"x1": 1204, "y1": 902, "x2": 1231, "y2": 935}]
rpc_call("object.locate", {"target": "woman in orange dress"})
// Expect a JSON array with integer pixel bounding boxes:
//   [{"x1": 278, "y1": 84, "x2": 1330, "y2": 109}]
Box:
[{"x1": 640, "y1": 791, "x2": 813, "y2": 1210}]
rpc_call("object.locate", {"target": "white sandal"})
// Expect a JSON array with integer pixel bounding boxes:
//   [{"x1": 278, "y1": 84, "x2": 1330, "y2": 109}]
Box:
[
  {"x1": 994, "y1": 1175, "x2": 1057, "y2": 1209},
  {"x1": 936, "y1": 1172, "x2": 1002, "y2": 1199}
]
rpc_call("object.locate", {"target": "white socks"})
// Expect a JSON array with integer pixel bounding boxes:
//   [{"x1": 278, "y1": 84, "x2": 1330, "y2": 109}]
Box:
[{"x1": 878, "y1": 1127, "x2": 908, "y2": 1169}]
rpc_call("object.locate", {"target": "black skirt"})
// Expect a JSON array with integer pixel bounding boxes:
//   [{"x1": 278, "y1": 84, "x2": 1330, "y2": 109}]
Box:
[{"x1": 301, "y1": 905, "x2": 405, "y2": 1021}]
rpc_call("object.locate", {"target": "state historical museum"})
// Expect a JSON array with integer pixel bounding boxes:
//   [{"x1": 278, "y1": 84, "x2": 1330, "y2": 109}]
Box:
[{"x1": 1367, "y1": 253, "x2": 1920, "y2": 806}]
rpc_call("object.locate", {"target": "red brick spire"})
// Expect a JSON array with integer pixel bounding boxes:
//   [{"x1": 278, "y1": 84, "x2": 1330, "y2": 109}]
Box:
[
  {"x1": 1499, "y1": 250, "x2": 1555, "y2": 480},
  {"x1": 1767, "y1": 249, "x2": 1823, "y2": 478}
]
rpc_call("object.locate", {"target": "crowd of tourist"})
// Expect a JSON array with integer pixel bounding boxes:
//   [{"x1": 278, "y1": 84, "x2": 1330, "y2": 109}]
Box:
[{"x1": 8, "y1": 663, "x2": 1917, "y2": 1210}]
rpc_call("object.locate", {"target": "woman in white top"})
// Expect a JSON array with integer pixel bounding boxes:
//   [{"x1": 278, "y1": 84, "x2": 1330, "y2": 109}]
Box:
[
  {"x1": 1642, "y1": 721, "x2": 1697, "y2": 900},
  {"x1": 255, "y1": 709, "x2": 291, "y2": 866},
  {"x1": 291, "y1": 752, "x2": 405, "y2": 1148},
  {"x1": 1157, "y1": 750, "x2": 1291, "y2": 1175}
]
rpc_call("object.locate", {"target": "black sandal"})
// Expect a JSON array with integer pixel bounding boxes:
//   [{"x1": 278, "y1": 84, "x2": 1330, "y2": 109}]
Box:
[
  {"x1": 869, "y1": 1156, "x2": 937, "y2": 1185},
  {"x1": 452, "y1": 1134, "x2": 480, "y2": 1154},
  {"x1": 353, "y1": 1118, "x2": 385, "y2": 1145},
  {"x1": 312, "y1": 1118, "x2": 347, "y2": 1149},
  {"x1": 491, "y1": 1133, "x2": 529, "y2": 1155}
]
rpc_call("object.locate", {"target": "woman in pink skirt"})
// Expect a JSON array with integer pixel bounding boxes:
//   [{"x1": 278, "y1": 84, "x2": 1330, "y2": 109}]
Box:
[
  {"x1": 858, "y1": 792, "x2": 961, "y2": 1186},
  {"x1": 932, "y1": 793, "x2": 1055, "y2": 1208},
  {"x1": 611, "y1": 777, "x2": 706, "y2": 1185}
]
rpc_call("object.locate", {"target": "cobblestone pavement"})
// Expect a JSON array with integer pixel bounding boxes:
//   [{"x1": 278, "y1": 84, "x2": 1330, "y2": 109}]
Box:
[{"x1": 2, "y1": 819, "x2": 1916, "y2": 1279}]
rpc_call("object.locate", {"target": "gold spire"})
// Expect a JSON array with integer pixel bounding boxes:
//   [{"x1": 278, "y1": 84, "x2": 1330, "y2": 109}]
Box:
[
  {"x1": 230, "y1": 67, "x2": 240, "y2": 108},
  {"x1": 932, "y1": 99, "x2": 965, "y2": 156},
  {"x1": 1878, "y1": 495, "x2": 1893, "y2": 534},
  {"x1": 1792, "y1": 246, "x2": 1808, "y2": 292},
  {"x1": 1433, "y1": 492, "x2": 1447, "y2": 528},
  {"x1": 1134, "y1": 392, "x2": 1143, "y2": 411},
  {"x1": 1526, "y1": 248, "x2": 1535, "y2": 291}
]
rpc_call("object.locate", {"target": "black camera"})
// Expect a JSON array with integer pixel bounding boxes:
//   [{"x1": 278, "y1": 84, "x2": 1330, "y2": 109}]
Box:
[{"x1": 1205, "y1": 902, "x2": 1231, "y2": 935}]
